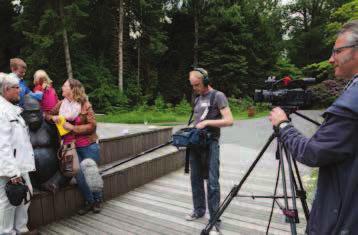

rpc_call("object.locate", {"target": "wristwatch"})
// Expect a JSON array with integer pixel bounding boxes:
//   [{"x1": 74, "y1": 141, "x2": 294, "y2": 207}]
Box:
[{"x1": 278, "y1": 121, "x2": 290, "y2": 130}]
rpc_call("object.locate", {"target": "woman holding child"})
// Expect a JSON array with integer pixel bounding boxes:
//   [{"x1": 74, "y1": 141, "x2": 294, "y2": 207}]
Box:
[{"x1": 46, "y1": 78, "x2": 102, "y2": 215}]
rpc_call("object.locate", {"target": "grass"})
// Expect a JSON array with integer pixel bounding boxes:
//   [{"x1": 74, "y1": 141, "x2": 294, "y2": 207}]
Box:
[
  {"x1": 96, "y1": 110, "x2": 269, "y2": 124},
  {"x1": 303, "y1": 168, "x2": 318, "y2": 205}
]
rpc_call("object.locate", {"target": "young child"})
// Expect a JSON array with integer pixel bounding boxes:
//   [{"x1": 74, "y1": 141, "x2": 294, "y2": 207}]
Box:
[{"x1": 33, "y1": 70, "x2": 58, "y2": 113}]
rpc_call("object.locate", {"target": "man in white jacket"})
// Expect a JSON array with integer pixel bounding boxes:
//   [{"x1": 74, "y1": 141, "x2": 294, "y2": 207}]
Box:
[{"x1": 0, "y1": 73, "x2": 36, "y2": 235}]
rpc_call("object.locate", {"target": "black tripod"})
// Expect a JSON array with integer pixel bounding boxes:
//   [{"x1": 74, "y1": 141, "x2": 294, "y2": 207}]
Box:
[{"x1": 201, "y1": 109, "x2": 321, "y2": 235}]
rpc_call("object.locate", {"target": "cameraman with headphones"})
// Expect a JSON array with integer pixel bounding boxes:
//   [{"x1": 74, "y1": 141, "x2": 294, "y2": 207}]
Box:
[{"x1": 186, "y1": 68, "x2": 233, "y2": 230}]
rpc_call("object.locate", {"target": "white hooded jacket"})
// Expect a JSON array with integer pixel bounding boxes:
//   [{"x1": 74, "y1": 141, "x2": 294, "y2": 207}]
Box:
[{"x1": 0, "y1": 96, "x2": 35, "y2": 178}]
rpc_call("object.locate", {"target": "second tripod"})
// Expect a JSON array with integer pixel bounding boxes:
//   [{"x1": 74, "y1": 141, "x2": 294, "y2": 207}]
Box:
[{"x1": 201, "y1": 110, "x2": 320, "y2": 235}]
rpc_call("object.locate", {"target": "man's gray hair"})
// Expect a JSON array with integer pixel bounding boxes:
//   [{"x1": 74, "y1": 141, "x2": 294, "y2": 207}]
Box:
[
  {"x1": 338, "y1": 20, "x2": 358, "y2": 46},
  {"x1": 0, "y1": 73, "x2": 19, "y2": 95}
]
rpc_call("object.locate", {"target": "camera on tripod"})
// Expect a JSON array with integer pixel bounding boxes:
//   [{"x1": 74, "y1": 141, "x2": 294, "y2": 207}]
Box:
[{"x1": 254, "y1": 76, "x2": 317, "y2": 109}]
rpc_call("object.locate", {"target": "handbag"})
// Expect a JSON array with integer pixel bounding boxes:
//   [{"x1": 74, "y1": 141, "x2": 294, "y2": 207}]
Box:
[
  {"x1": 172, "y1": 127, "x2": 210, "y2": 148},
  {"x1": 5, "y1": 178, "x2": 30, "y2": 206},
  {"x1": 58, "y1": 141, "x2": 80, "y2": 177},
  {"x1": 172, "y1": 91, "x2": 217, "y2": 173}
]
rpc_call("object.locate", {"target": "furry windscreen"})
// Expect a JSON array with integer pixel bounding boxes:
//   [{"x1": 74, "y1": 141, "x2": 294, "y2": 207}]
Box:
[{"x1": 80, "y1": 159, "x2": 104, "y2": 192}]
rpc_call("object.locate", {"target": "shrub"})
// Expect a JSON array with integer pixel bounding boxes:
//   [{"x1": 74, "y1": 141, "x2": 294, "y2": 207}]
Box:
[
  {"x1": 302, "y1": 61, "x2": 334, "y2": 82},
  {"x1": 175, "y1": 97, "x2": 191, "y2": 115},
  {"x1": 309, "y1": 76, "x2": 346, "y2": 107},
  {"x1": 154, "y1": 95, "x2": 167, "y2": 112}
]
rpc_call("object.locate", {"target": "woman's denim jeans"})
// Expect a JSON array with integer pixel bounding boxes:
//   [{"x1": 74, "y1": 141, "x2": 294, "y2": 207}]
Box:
[
  {"x1": 75, "y1": 143, "x2": 102, "y2": 204},
  {"x1": 189, "y1": 140, "x2": 220, "y2": 221}
]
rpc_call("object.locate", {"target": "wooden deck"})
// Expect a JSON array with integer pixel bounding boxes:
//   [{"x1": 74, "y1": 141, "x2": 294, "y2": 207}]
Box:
[
  {"x1": 39, "y1": 144, "x2": 311, "y2": 235},
  {"x1": 28, "y1": 124, "x2": 185, "y2": 229}
]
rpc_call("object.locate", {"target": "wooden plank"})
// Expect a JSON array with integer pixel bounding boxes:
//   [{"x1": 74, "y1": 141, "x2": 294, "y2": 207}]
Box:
[
  {"x1": 53, "y1": 190, "x2": 66, "y2": 220},
  {"x1": 64, "y1": 187, "x2": 77, "y2": 217},
  {"x1": 103, "y1": 174, "x2": 112, "y2": 201},
  {"x1": 74, "y1": 188, "x2": 83, "y2": 210},
  {"x1": 70, "y1": 215, "x2": 129, "y2": 234},
  {"x1": 103, "y1": 204, "x2": 188, "y2": 235},
  {"x1": 28, "y1": 197, "x2": 43, "y2": 229},
  {"x1": 41, "y1": 193, "x2": 55, "y2": 225}
]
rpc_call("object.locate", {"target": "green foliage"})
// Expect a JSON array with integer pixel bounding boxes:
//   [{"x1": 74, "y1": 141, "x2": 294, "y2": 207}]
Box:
[
  {"x1": 228, "y1": 96, "x2": 270, "y2": 114},
  {"x1": 272, "y1": 56, "x2": 303, "y2": 79},
  {"x1": 71, "y1": 55, "x2": 128, "y2": 112},
  {"x1": 96, "y1": 97, "x2": 269, "y2": 124},
  {"x1": 3, "y1": 0, "x2": 352, "y2": 113},
  {"x1": 200, "y1": 4, "x2": 248, "y2": 97},
  {"x1": 0, "y1": 0, "x2": 22, "y2": 71},
  {"x1": 309, "y1": 76, "x2": 346, "y2": 107},
  {"x1": 325, "y1": 0, "x2": 358, "y2": 45},
  {"x1": 285, "y1": 0, "x2": 351, "y2": 67},
  {"x1": 174, "y1": 97, "x2": 191, "y2": 115},
  {"x1": 198, "y1": 1, "x2": 284, "y2": 97},
  {"x1": 154, "y1": 95, "x2": 167, "y2": 112},
  {"x1": 302, "y1": 61, "x2": 334, "y2": 82}
]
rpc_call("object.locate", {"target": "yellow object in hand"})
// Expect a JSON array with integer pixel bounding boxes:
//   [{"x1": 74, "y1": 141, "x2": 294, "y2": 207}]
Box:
[{"x1": 55, "y1": 115, "x2": 70, "y2": 136}]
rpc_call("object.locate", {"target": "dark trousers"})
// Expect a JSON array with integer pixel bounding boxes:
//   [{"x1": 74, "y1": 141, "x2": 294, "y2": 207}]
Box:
[{"x1": 189, "y1": 140, "x2": 220, "y2": 221}]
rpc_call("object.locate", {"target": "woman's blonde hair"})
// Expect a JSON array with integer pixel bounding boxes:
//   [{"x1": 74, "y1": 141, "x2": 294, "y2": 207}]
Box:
[
  {"x1": 33, "y1": 69, "x2": 52, "y2": 85},
  {"x1": 67, "y1": 78, "x2": 88, "y2": 105}
]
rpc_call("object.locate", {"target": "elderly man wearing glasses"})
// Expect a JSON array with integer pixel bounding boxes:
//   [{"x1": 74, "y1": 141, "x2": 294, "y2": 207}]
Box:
[
  {"x1": 269, "y1": 20, "x2": 358, "y2": 234},
  {"x1": 0, "y1": 73, "x2": 37, "y2": 235}
]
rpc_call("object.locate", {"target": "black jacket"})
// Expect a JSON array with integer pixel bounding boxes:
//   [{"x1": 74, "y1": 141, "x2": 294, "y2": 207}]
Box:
[{"x1": 280, "y1": 81, "x2": 358, "y2": 235}]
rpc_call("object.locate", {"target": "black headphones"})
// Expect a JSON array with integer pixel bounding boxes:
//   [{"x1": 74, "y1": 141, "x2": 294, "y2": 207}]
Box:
[{"x1": 193, "y1": 67, "x2": 210, "y2": 86}]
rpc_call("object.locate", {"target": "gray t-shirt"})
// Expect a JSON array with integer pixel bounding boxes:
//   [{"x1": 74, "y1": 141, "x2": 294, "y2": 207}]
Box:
[{"x1": 193, "y1": 89, "x2": 229, "y2": 139}]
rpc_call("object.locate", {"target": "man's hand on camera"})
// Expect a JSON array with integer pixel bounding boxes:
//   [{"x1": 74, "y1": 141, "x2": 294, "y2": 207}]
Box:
[
  {"x1": 269, "y1": 107, "x2": 288, "y2": 126},
  {"x1": 196, "y1": 120, "x2": 208, "y2": 129}
]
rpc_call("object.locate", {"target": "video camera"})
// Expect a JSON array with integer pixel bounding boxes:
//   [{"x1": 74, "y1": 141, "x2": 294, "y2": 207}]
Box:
[{"x1": 254, "y1": 76, "x2": 316, "y2": 109}]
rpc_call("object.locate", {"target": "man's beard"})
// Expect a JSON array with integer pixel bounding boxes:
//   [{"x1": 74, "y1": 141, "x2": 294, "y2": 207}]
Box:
[{"x1": 336, "y1": 52, "x2": 355, "y2": 80}]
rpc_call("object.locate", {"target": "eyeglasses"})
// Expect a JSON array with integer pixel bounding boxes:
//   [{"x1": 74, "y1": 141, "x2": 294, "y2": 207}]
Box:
[
  {"x1": 331, "y1": 44, "x2": 358, "y2": 56},
  {"x1": 10, "y1": 86, "x2": 20, "y2": 89}
]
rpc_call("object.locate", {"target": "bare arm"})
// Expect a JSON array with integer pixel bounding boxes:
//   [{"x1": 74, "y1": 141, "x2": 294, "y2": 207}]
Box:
[{"x1": 196, "y1": 106, "x2": 234, "y2": 129}]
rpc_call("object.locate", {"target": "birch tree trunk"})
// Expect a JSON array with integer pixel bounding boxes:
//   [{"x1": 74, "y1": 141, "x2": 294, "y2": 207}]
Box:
[
  {"x1": 59, "y1": 0, "x2": 73, "y2": 80},
  {"x1": 118, "y1": 0, "x2": 124, "y2": 91},
  {"x1": 193, "y1": 1, "x2": 199, "y2": 66}
]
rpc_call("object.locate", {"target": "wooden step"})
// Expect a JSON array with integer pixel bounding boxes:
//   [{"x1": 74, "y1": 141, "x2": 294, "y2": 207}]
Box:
[
  {"x1": 28, "y1": 145, "x2": 185, "y2": 229},
  {"x1": 98, "y1": 125, "x2": 172, "y2": 165}
]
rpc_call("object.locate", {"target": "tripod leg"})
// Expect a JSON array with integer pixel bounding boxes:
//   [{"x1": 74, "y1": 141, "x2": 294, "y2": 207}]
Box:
[
  {"x1": 282, "y1": 145, "x2": 299, "y2": 224},
  {"x1": 292, "y1": 158, "x2": 310, "y2": 221},
  {"x1": 201, "y1": 133, "x2": 277, "y2": 235},
  {"x1": 278, "y1": 141, "x2": 297, "y2": 235},
  {"x1": 266, "y1": 159, "x2": 281, "y2": 235},
  {"x1": 282, "y1": 141, "x2": 310, "y2": 222}
]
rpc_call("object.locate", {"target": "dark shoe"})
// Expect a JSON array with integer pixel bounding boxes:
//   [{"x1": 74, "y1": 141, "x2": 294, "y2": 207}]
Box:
[
  {"x1": 92, "y1": 201, "x2": 102, "y2": 213},
  {"x1": 185, "y1": 211, "x2": 205, "y2": 221},
  {"x1": 77, "y1": 202, "x2": 93, "y2": 215}
]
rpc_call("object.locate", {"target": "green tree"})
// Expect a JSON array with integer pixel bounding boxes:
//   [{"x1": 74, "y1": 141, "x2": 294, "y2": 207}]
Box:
[
  {"x1": 13, "y1": 0, "x2": 89, "y2": 87},
  {"x1": 198, "y1": 1, "x2": 284, "y2": 97},
  {"x1": 285, "y1": 0, "x2": 350, "y2": 67},
  {"x1": 0, "y1": 0, "x2": 22, "y2": 71},
  {"x1": 325, "y1": 0, "x2": 358, "y2": 45}
]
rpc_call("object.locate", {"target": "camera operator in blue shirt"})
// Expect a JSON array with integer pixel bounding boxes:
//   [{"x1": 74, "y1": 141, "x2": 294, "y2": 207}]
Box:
[{"x1": 269, "y1": 20, "x2": 358, "y2": 234}]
